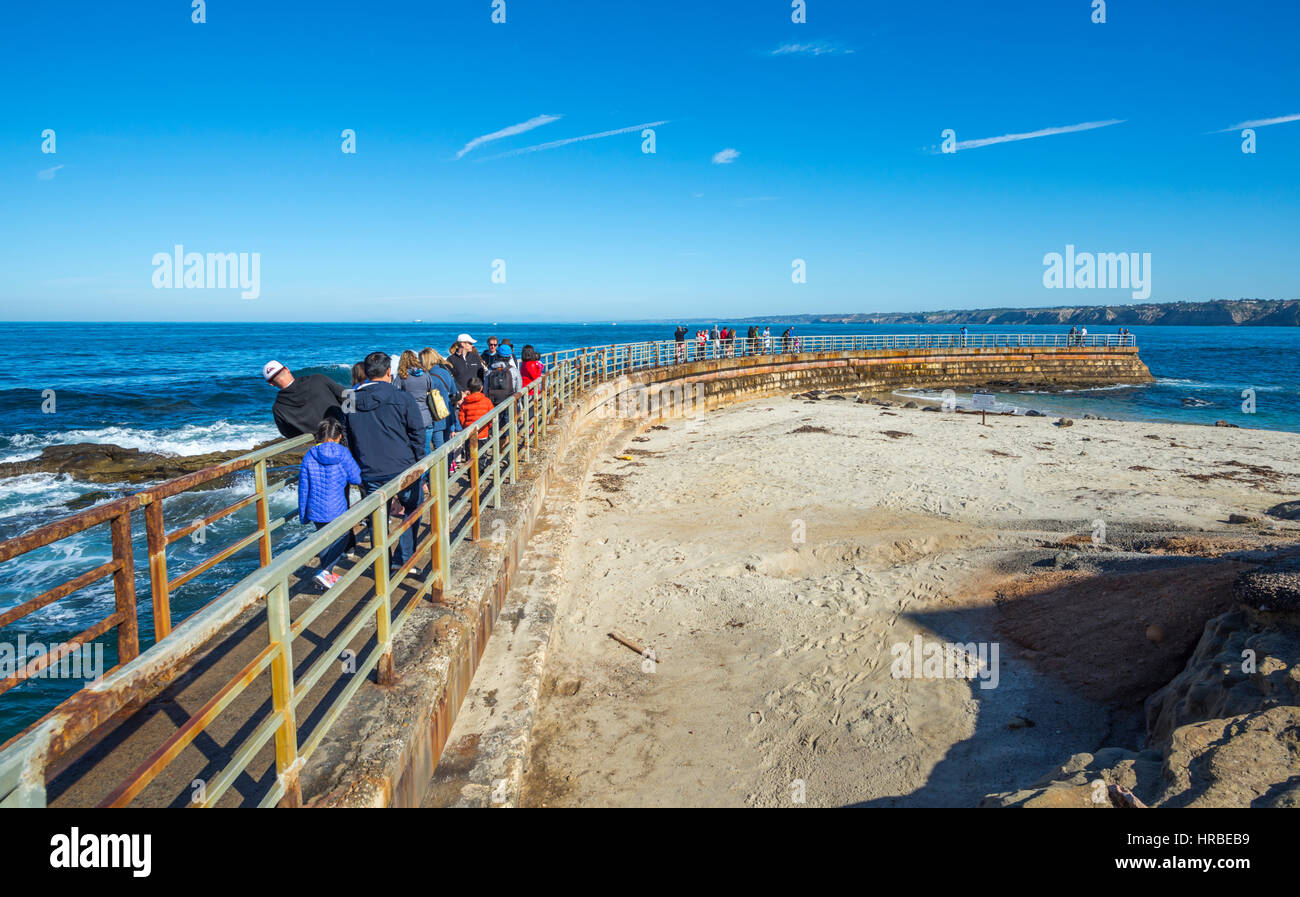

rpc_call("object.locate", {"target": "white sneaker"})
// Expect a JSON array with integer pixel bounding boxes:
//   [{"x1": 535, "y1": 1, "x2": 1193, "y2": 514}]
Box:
[{"x1": 314, "y1": 571, "x2": 335, "y2": 590}]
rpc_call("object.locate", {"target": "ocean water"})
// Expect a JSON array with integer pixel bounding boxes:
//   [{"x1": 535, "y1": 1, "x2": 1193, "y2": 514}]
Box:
[{"x1": 0, "y1": 320, "x2": 1297, "y2": 741}]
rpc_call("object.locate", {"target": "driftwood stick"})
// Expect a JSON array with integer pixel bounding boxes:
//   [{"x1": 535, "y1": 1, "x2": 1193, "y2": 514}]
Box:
[{"x1": 608, "y1": 630, "x2": 658, "y2": 662}]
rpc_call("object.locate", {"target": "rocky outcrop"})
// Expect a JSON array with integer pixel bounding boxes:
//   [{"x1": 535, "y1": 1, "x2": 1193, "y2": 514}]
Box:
[
  {"x1": 0, "y1": 440, "x2": 295, "y2": 485},
  {"x1": 984, "y1": 555, "x2": 1300, "y2": 808}
]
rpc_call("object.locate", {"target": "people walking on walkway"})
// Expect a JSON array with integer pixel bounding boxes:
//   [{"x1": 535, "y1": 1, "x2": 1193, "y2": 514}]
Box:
[
  {"x1": 419, "y1": 347, "x2": 459, "y2": 452},
  {"x1": 297, "y1": 418, "x2": 362, "y2": 591},
  {"x1": 344, "y1": 352, "x2": 426, "y2": 574},
  {"x1": 485, "y1": 344, "x2": 522, "y2": 416},
  {"x1": 396, "y1": 350, "x2": 436, "y2": 454},
  {"x1": 458, "y1": 378, "x2": 496, "y2": 455}
]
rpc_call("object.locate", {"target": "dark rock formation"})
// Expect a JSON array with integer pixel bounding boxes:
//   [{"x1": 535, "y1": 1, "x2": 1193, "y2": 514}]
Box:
[
  {"x1": 1267, "y1": 500, "x2": 1300, "y2": 521},
  {"x1": 0, "y1": 440, "x2": 298, "y2": 485},
  {"x1": 985, "y1": 555, "x2": 1300, "y2": 808}
]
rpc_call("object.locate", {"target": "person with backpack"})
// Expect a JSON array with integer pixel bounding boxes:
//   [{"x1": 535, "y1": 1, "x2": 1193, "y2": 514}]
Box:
[
  {"x1": 485, "y1": 344, "x2": 523, "y2": 429},
  {"x1": 297, "y1": 417, "x2": 362, "y2": 591}
]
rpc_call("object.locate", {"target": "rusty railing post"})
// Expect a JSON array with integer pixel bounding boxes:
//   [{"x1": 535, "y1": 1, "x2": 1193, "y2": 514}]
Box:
[
  {"x1": 110, "y1": 509, "x2": 140, "y2": 665},
  {"x1": 254, "y1": 458, "x2": 273, "y2": 567},
  {"x1": 469, "y1": 437, "x2": 482, "y2": 541},
  {"x1": 266, "y1": 576, "x2": 302, "y2": 806},
  {"x1": 370, "y1": 502, "x2": 394, "y2": 686},
  {"x1": 491, "y1": 412, "x2": 503, "y2": 509},
  {"x1": 143, "y1": 499, "x2": 171, "y2": 642},
  {"x1": 508, "y1": 396, "x2": 519, "y2": 483},
  {"x1": 434, "y1": 455, "x2": 450, "y2": 600}
]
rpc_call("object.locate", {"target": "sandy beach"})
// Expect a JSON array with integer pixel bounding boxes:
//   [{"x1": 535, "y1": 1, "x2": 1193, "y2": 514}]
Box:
[{"x1": 521, "y1": 395, "x2": 1300, "y2": 807}]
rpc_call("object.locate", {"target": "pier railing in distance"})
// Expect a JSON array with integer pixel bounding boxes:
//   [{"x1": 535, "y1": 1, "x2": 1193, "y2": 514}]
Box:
[{"x1": 0, "y1": 332, "x2": 1136, "y2": 807}]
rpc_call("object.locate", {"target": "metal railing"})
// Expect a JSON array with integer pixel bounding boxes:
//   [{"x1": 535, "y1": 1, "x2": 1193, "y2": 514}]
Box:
[{"x1": 0, "y1": 333, "x2": 1136, "y2": 806}]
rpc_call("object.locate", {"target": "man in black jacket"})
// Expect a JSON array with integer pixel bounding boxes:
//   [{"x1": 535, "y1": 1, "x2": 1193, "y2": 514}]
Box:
[
  {"x1": 448, "y1": 334, "x2": 487, "y2": 392},
  {"x1": 345, "y1": 352, "x2": 426, "y2": 573},
  {"x1": 265, "y1": 361, "x2": 345, "y2": 438}
]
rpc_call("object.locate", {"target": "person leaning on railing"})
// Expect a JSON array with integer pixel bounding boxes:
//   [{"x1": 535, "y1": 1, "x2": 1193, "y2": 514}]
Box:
[{"x1": 264, "y1": 360, "x2": 346, "y2": 438}]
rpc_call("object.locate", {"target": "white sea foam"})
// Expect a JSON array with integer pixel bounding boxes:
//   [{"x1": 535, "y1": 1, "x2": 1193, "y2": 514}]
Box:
[
  {"x1": 1, "y1": 420, "x2": 279, "y2": 462},
  {"x1": 1154, "y1": 377, "x2": 1282, "y2": 391},
  {"x1": 0, "y1": 474, "x2": 101, "y2": 520}
]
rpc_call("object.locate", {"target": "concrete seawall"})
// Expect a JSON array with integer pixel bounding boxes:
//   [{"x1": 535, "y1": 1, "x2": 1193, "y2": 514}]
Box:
[
  {"x1": 622, "y1": 345, "x2": 1152, "y2": 406},
  {"x1": 307, "y1": 344, "x2": 1152, "y2": 807},
  {"x1": 34, "y1": 344, "x2": 1152, "y2": 806}
]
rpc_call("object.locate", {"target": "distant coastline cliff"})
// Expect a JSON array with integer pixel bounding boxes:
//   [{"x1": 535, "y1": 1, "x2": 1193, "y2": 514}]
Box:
[{"x1": 747, "y1": 299, "x2": 1300, "y2": 327}]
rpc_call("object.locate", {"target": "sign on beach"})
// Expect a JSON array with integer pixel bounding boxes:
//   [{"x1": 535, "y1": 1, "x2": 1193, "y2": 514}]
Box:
[{"x1": 972, "y1": 392, "x2": 996, "y2": 424}]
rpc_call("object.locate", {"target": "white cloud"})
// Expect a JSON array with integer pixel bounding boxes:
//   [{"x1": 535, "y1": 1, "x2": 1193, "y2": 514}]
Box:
[
  {"x1": 712, "y1": 148, "x2": 740, "y2": 164},
  {"x1": 456, "y1": 114, "x2": 562, "y2": 159},
  {"x1": 944, "y1": 119, "x2": 1125, "y2": 152},
  {"x1": 477, "y1": 120, "x2": 669, "y2": 160},
  {"x1": 771, "y1": 42, "x2": 853, "y2": 56},
  {"x1": 1212, "y1": 113, "x2": 1300, "y2": 133},
  {"x1": 37, "y1": 164, "x2": 64, "y2": 180}
]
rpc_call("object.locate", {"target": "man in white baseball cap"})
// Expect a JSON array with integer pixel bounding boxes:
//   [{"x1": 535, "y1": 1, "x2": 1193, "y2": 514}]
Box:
[
  {"x1": 263, "y1": 360, "x2": 346, "y2": 438},
  {"x1": 448, "y1": 335, "x2": 486, "y2": 392}
]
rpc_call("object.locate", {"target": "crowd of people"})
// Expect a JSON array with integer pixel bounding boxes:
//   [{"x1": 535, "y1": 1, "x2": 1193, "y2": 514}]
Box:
[
  {"x1": 270, "y1": 333, "x2": 545, "y2": 590},
  {"x1": 272, "y1": 323, "x2": 1137, "y2": 590},
  {"x1": 672, "y1": 323, "x2": 799, "y2": 359}
]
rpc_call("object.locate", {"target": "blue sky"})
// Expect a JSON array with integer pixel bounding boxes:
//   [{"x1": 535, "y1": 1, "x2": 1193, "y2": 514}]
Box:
[{"x1": 1, "y1": 0, "x2": 1297, "y2": 322}]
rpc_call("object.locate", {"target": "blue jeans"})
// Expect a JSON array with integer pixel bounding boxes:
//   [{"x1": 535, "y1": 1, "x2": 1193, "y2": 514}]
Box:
[
  {"x1": 360, "y1": 479, "x2": 421, "y2": 572},
  {"x1": 431, "y1": 416, "x2": 453, "y2": 451},
  {"x1": 313, "y1": 521, "x2": 351, "y2": 575}
]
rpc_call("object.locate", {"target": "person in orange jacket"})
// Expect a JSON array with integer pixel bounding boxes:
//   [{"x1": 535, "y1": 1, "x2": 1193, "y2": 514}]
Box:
[{"x1": 457, "y1": 377, "x2": 496, "y2": 441}]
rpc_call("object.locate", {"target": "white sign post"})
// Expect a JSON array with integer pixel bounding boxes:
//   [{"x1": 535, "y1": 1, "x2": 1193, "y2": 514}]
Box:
[{"x1": 972, "y1": 392, "x2": 996, "y2": 425}]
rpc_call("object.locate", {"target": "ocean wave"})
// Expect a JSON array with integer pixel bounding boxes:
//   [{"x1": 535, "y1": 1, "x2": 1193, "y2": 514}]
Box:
[
  {"x1": 1153, "y1": 378, "x2": 1283, "y2": 391},
  {"x1": 1055, "y1": 383, "x2": 1145, "y2": 393},
  {"x1": 0, "y1": 420, "x2": 280, "y2": 461},
  {"x1": 0, "y1": 474, "x2": 98, "y2": 520}
]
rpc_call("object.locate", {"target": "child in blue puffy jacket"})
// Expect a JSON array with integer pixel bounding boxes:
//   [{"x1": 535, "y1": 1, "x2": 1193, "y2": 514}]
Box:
[{"x1": 298, "y1": 418, "x2": 362, "y2": 590}]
